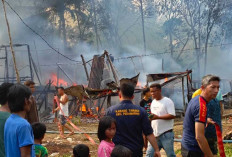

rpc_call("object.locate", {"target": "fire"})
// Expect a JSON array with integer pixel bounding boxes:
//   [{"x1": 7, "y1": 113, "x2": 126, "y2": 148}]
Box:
[
  {"x1": 164, "y1": 77, "x2": 168, "y2": 82},
  {"x1": 136, "y1": 81, "x2": 143, "y2": 88},
  {"x1": 50, "y1": 73, "x2": 68, "y2": 87}
]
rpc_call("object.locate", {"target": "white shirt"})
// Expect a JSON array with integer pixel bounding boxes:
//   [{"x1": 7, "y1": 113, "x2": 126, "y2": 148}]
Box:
[
  {"x1": 59, "y1": 94, "x2": 69, "y2": 116},
  {"x1": 151, "y1": 97, "x2": 176, "y2": 137}
]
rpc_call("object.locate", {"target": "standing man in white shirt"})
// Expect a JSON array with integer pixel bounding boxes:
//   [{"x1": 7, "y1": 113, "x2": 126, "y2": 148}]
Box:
[
  {"x1": 146, "y1": 83, "x2": 176, "y2": 157},
  {"x1": 54, "y1": 87, "x2": 74, "y2": 138}
]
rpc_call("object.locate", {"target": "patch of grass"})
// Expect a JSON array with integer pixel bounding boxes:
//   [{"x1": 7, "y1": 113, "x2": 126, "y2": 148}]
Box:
[
  {"x1": 225, "y1": 144, "x2": 232, "y2": 156},
  {"x1": 175, "y1": 149, "x2": 181, "y2": 155}
]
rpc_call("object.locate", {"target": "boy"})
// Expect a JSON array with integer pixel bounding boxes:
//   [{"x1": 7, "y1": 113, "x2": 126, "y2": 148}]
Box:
[
  {"x1": 54, "y1": 87, "x2": 74, "y2": 138},
  {"x1": 0, "y1": 83, "x2": 13, "y2": 157},
  {"x1": 32, "y1": 122, "x2": 48, "y2": 157},
  {"x1": 73, "y1": 144, "x2": 90, "y2": 157},
  {"x1": 4, "y1": 84, "x2": 35, "y2": 157}
]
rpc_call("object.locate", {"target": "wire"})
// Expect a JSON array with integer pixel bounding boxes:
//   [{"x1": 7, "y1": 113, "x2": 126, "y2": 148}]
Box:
[{"x1": 4, "y1": 1, "x2": 82, "y2": 63}]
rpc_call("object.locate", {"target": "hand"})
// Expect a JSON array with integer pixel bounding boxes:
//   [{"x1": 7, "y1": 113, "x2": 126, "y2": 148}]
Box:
[
  {"x1": 154, "y1": 151, "x2": 161, "y2": 157},
  {"x1": 150, "y1": 114, "x2": 159, "y2": 120},
  {"x1": 206, "y1": 118, "x2": 215, "y2": 127}
]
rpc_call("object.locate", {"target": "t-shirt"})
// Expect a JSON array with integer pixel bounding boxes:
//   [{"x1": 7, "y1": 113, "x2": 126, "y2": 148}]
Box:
[
  {"x1": 34, "y1": 144, "x2": 48, "y2": 157},
  {"x1": 0, "y1": 111, "x2": 10, "y2": 157},
  {"x1": 139, "y1": 98, "x2": 152, "y2": 117},
  {"x1": 106, "y1": 100, "x2": 153, "y2": 154},
  {"x1": 4, "y1": 114, "x2": 35, "y2": 157},
  {"x1": 98, "y1": 140, "x2": 115, "y2": 157},
  {"x1": 25, "y1": 96, "x2": 39, "y2": 124},
  {"x1": 150, "y1": 97, "x2": 176, "y2": 137},
  {"x1": 59, "y1": 94, "x2": 69, "y2": 116},
  {"x1": 205, "y1": 99, "x2": 222, "y2": 138},
  {"x1": 181, "y1": 96, "x2": 207, "y2": 152}
]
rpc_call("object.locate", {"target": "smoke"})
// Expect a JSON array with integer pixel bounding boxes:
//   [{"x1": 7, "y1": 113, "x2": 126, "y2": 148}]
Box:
[{"x1": 0, "y1": 0, "x2": 231, "y2": 93}]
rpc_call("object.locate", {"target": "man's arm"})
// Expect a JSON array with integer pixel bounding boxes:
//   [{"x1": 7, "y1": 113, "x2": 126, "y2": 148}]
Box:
[
  {"x1": 150, "y1": 114, "x2": 175, "y2": 120},
  {"x1": 60, "y1": 95, "x2": 68, "y2": 105},
  {"x1": 146, "y1": 134, "x2": 161, "y2": 157},
  {"x1": 220, "y1": 101, "x2": 224, "y2": 116},
  {"x1": 20, "y1": 145, "x2": 31, "y2": 157},
  {"x1": 195, "y1": 122, "x2": 213, "y2": 157}
]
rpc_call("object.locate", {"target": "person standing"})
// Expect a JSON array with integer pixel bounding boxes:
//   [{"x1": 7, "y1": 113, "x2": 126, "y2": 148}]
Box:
[
  {"x1": 4, "y1": 84, "x2": 35, "y2": 157},
  {"x1": 24, "y1": 80, "x2": 39, "y2": 123},
  {"x1": 192, "y1": 88, "x2": 223, "y2": 155},
  {"x1": 54, "y1": 87, "x2": 74, "y2": 138},
  {"x1": 181, "y1": 75, "x2": 220, "y2": 157},
  {"x1": 140, "y1": 87, "x2": 152, "y2": 151},
  {"x1": 0, "y1": 83, "x2": 13, "y2": 157},
  {"x1": 106, "y1": 83, "x2": 161, "y2": 157},
  {"x1": 146, "y1": 83, "x2": 176, "y2": 157}
]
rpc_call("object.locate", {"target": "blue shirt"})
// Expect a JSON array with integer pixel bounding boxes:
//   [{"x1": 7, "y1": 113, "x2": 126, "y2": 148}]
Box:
[
  {"x1": 182, "y1": 96, "x2": 207, "y2": 152},
  {"x1": 106, "y1": 100, "x2": 153, "y2": 153},
  {"x1": 205, "y1": 99, "x2": 222, "y2": 138},
  {"x1": 4, "y1": 114, "x2": 35, "y2": 157}
]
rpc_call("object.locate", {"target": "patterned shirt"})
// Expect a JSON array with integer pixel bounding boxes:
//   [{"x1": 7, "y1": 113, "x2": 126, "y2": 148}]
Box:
[
  {"x1": 140, "y1": 98, "x2": 152, "y2": 117},
  {"x1": 34, "y1": 144, "x2": 48, "y2": 157}
]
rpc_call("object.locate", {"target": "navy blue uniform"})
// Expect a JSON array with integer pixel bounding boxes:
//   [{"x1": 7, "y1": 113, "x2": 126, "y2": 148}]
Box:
[
  {"x1": 181, "y1": 96, "x2": 207, "y2": 153},
  {"x1": 106, "y1": 100, "x2": 153, "y2": 155}
]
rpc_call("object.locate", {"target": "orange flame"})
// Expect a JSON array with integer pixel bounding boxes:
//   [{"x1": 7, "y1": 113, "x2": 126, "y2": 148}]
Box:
[
  {"x1": 50, "y1": 73, "x2": 68, "y2": 87},
  {"x1": 136, "y1": 81, "x2": 142, "y2": 88},
  {"x1": 164, "y1": 77, "x2": 168, "y2": 82}
]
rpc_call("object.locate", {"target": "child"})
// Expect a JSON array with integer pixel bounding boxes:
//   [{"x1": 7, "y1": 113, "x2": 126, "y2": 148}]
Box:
[
  {"x1": 97, "y1": 116, "x2": 116, "y2": 157},
  {"x1": 32, "y1": 122, "x2": 48, "y2": 157},
  {"x1": 111, "y1": 145, "x2": 132, "y2": 157},
  {"x1": 73, "y1": 144, "x2": 90, "y2": 157},
  {"x1": 4, "y1": 84, "x2": 35, "y2": 157},
  {"x1": 54, "y1": 87, "x2": 74, "y2": 138}
]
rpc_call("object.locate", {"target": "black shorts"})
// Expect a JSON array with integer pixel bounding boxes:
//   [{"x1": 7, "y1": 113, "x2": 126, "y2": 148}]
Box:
[
  {"x1": 59, "y1": 115, "x2": 67, "y2": 126},
  {"x1": 181, "y1": 145, "x2": 204, "y2": 157},
  {"x1": 206, "y1": 137, "x2": 218, "y2": 155}
]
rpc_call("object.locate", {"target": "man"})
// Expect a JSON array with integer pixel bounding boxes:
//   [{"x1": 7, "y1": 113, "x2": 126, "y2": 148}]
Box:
[
  {"x1": 192, "y1": 88, "x2": 223, "y2": 155},
  {"x1": 140, "y1": 87, "x2": 152, "y2": 151},
  {"x1": 4, "y1": 84, "x2": 35, "y2": 157},
  {"x1": 54, "y1": 87, "x2": 74, "y2": 138},
  {"x1": 146, "y1": 83, "x2": 176, "y2": 157},
  {"x1": 0, "y1": 83, "x2": 13, "y2": 157},
  {"x1": 106, "y1": 83, "x2": 161, "y2": 157},
  {"x1": 24, "y1": 80, "x2": 39, "y2": 123},
  {"x1": 181, "y1": 75, "x2": 220, "y2": 157}
]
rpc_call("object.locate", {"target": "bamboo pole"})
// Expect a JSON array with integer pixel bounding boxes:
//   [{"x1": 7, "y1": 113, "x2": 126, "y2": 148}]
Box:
[{"x1": 1, "y1": 0, "x2": 20, "y2": 83}]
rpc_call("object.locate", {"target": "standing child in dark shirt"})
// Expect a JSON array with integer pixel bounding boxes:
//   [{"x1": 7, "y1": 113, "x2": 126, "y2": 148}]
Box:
[
  {"x1": 32, "y1": 122, "x2": 48, "y2": 157},
  {"x1": 98, "y1": 116, "x2": 116, "y2": 157},
  {"x1": 139, "y1": 87, "x2": 152, "y2": 151}
]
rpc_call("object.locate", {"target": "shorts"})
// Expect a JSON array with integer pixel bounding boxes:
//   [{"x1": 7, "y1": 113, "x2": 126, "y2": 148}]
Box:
[
  {"x1": 59, "y1": 115, "x2": 67, "y2": 126},
  {"x1": 206, "y1": 137, "x2": 218, "y2": 155},
  {"x1": 181, "y1": 145, "x2": 204, "y2": 157}
]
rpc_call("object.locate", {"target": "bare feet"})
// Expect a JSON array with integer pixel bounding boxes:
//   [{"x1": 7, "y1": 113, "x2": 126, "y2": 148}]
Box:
[{"x1": 60, "y1": 134, "x2": 66, "y2": 139}]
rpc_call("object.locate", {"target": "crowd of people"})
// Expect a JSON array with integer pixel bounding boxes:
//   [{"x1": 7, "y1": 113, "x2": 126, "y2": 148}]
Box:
[{"x1": 0, "y1": 74, "x2": 223, "y2": 157}]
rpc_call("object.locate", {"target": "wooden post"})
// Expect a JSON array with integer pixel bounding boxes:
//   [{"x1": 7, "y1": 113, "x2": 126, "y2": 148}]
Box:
[
  {"x1": 2, "y1": 0, "x2": 20, "y2": 83},
  {"x1": 182, "y1": 77, "x2": 186, "y2": 113},
  {"x1": 105, "y1": 50, "x2": 119, "y2": 85},
  {"x1": 81, "y1": 55, "x2": 90, "y2": 81},
  {"x1": 107, "y1": 95, "x2": 111, "y2": 108}
]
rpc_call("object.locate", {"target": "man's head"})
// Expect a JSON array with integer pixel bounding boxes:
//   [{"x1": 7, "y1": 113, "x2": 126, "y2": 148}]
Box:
[
  {"x1": 73, "y1": 144, "x2": 90, "y2": 157},
  {"x1": 119, "y1": 83, "x2": 134, "y2": 100},
  {"x1": 32, "y1": 122, "x2": 46, "y2": 141},
  {"x1": 150, "y1": 83, "x2": 162, "y2": 100},
  {"x1": 7, "y1": 84, "x2": 32, "y2": 113},
  {"x1": 24, "y1": 80, "x2": 35, "y2": 93},
  {"x1": 0, "y1": 83, "x2": 14, "y2": 105},
  {"x1": 142, "y1": 88, "x2": 151, "y2": 98},
  {"x1": 201, "y1": 75, "x2": 220, "y2": 101},
  {"x1": 58, "y1": 87, "x2": 65, "y2": 96}
]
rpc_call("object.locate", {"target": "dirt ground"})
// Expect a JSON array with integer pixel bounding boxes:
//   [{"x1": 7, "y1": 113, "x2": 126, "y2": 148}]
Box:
[{"x1": 43, "y1": 110, "x2": 232, "y2": 157}]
